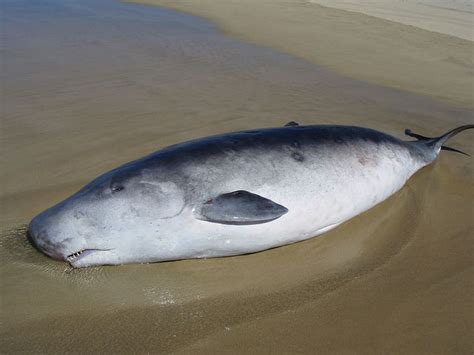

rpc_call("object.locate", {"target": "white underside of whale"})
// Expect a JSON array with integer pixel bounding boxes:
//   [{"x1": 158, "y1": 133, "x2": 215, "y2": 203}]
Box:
[{"x1": 70, "y1": 139, "x2": 425, "y2": 267}]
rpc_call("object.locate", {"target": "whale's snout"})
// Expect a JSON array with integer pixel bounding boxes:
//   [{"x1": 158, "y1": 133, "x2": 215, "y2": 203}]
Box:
[
  {"x1": 28, "y1": 200, "x2": 119, "y2": 267},
  {"x1": 28, "y1": 210, "x2": 70, "y2": 260},
  {"x1": 28, "y1": 203, "x2": 87, "y2": 262},
  {"x1": 28, "y1": 212, "x2": 66, "y2": 260}
]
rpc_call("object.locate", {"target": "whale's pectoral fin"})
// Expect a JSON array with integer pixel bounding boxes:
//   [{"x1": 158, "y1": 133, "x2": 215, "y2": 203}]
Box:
[{"x1": 196, "y1": 190, "x2": 288, "y2": 225}]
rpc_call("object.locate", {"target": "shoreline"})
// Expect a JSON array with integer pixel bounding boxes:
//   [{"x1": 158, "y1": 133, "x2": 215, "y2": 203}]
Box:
[
  {"x1": 130, "y1": 0, "x2": 474, "y2": 108},
  {"x1": 309, "y1": 0, "x2": 474, "y2": 41}
]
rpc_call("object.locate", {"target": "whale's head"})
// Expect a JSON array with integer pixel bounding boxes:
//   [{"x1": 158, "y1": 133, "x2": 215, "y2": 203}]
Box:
[{"x1": 28, "y1": 163, "x2": 186, "y2": 267}]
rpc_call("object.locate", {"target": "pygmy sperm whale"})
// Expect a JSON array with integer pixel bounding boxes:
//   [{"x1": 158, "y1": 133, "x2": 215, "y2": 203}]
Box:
[{"x1": 28, "y1": 123, "x2": 473, "y2": 267}]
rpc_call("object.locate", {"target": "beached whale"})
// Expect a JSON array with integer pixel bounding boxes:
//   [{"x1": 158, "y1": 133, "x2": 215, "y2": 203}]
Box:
[{"x1": 28, "y1": 123, "x2": 473, "y2": 267}]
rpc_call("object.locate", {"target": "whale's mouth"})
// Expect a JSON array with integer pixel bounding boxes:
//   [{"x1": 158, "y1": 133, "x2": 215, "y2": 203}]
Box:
[{"x1": 66, "y1": 249, "x2": 110, "y2": 264}]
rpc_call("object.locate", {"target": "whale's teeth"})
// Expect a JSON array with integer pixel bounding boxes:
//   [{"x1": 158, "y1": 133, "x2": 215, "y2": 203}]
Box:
[{"x1": 67, "y1": 249, "x2": 87, "y2": 261}]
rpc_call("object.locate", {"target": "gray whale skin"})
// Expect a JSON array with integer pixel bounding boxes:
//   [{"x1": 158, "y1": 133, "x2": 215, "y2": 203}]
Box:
[{"x1": 28, "y1": 123, "x2": 473, "y2": 267}]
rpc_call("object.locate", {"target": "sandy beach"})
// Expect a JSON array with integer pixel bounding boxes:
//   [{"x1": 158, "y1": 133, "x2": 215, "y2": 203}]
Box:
[
  {"x1": 133, "y1": 0, "x2": 474, "y2": 107},
  {"x1": 2, "y1": 0, "x2": 473, "y2": 353},
  {"x1": 310, "y1": 0, "x2": 474, "y2": 41}
]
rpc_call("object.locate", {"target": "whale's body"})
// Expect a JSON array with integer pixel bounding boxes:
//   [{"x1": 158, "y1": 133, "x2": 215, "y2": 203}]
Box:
[{"x1": 28, "y1": 124, "x2": 472, "y2": 267}]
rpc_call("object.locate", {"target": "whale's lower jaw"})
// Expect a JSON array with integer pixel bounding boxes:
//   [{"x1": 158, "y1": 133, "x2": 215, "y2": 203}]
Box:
[{"x1": 67, "y1": 249, "x2": 116, "y2": 268}]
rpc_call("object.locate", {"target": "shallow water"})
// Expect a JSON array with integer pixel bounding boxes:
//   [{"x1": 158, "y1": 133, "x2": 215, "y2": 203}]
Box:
[{"x1": 1, "y1": 0, "x2": 473, "y2": 353}]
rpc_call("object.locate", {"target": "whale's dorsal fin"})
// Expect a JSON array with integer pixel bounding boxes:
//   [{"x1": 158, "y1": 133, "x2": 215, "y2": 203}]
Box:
[
  {"x1": 285, "y1": 121, "x2": 299, "y2": 127},
  {"x1": 196, "y1": 190, "x2": 288, "y2": 225}
]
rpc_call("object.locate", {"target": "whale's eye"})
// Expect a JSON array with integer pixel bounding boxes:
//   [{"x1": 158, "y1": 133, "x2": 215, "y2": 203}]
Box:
[{"x1": 111, "y1": 185, "x2": 124, "y2": 193}]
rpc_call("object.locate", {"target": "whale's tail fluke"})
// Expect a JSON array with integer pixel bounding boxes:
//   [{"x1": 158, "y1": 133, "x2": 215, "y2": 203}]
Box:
[{"x1": 405, "y1": 124, "x2": 474, "y2": 157}]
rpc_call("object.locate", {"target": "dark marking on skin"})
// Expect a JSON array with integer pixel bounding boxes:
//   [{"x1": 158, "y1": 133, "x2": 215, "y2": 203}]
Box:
[
  {"x1": 74, "y1": 211, "x2": 85, "y2": 220},
  {"x1": 222, "y1": 148, "x2": 237, "y2": 159},
  {"x1": 292, "y1": 152, "x2": 304, "y2": 162},
  {"x1": 130, "y1": 206, "x2": 141, "y2": 217},
  {"x1": 111, "y1": 185, "x2": 124, "y2": 193},
  {"x1": 291, "y1": 141, "x2": 301, "y2": 149},
  {"x1": 285, "y1": 140, "x2": 304, "y2": 162}
]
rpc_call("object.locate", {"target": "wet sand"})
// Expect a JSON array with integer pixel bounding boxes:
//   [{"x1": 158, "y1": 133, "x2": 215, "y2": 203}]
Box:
[
  {"x1": 133, "y1": 0, "x2": 474, "y2": 107},
  {"x1": 1, "y1": 0, "x2": 473, "y2": 353}
]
